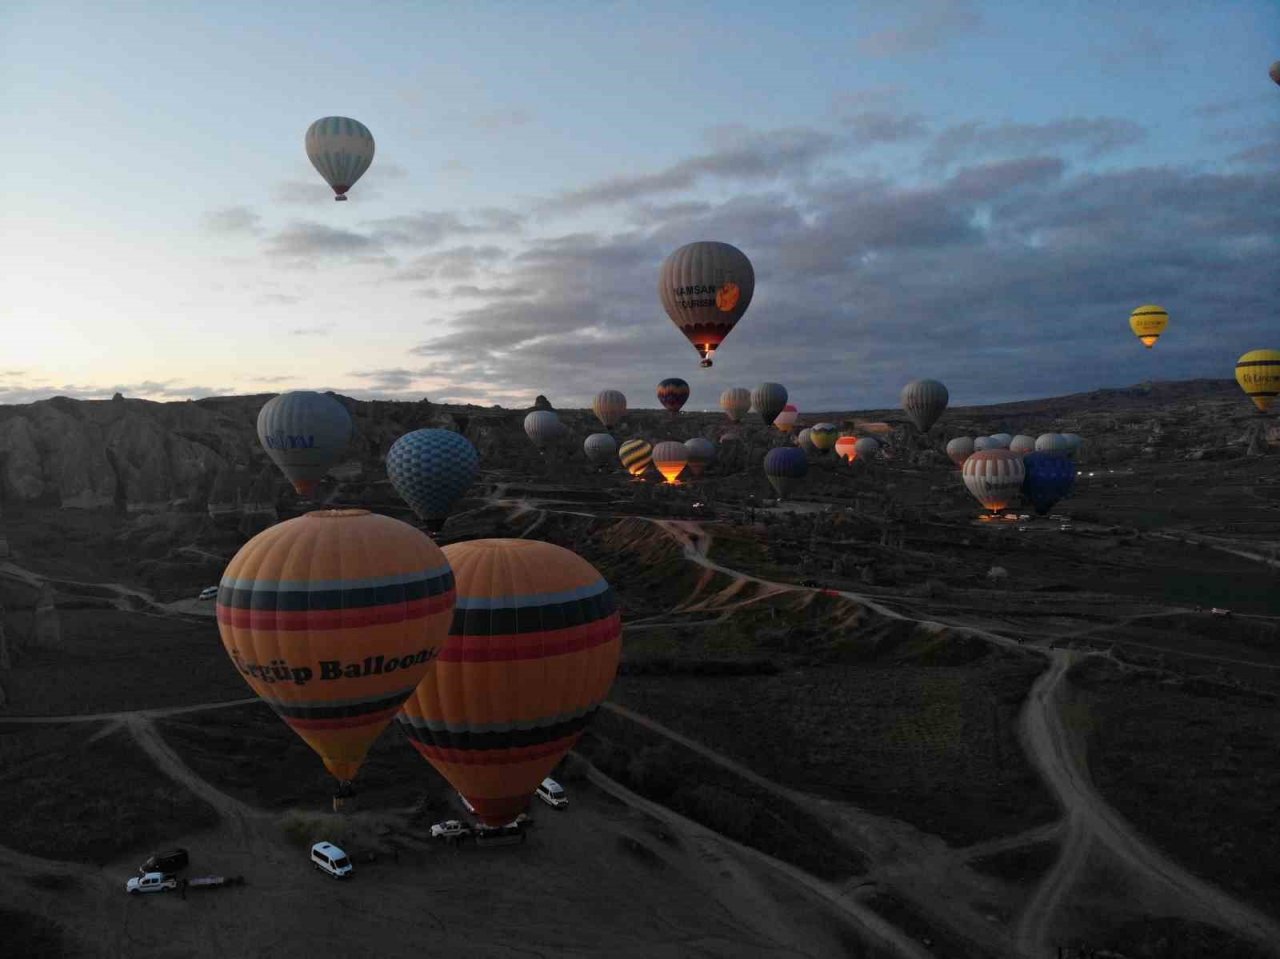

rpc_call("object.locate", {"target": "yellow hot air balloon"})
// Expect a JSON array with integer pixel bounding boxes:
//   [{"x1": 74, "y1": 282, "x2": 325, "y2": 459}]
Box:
[
  {"x1": 1235, "y1": 350, "x2": 1280, "y2": 413},
  {"x1": 652, "y1": 441, "x2": 689, "y2": 484},
  {"x1": 1129, "y1": 304, "x2": 1168, "y2": 349},
  {"x1": 398, "y1": 539, "x2": 622, "y2": 825},
  {"x1": 216, "y1": 510, "x2": 456, "y2": 785},
  {"x1": 619, "y1": 438, "x2": 653, "y2": 478}
]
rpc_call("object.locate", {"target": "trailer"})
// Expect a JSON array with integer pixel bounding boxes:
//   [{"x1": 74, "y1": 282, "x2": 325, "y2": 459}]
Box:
[{"x1": 186, "y1": 875, "x2": 246, "y2": 890}]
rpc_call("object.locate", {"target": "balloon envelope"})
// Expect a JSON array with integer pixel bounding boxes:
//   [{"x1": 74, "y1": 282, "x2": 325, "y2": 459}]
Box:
[
  {"x1": 810, "y1": 423, "x2": 838, "y2": 452},
  {"x1": 217, "y1": 510, "x2": 455, "y2": 783},
  {"x1": 524, "y1": 410, "x2": 565, "y2": 449},
  {"x1": 720, "y1": 387, "x2": 752, "y2": 423},
  {"x1": 752, "y1": 383, "x2": 788, "y2": 427},
  {"x1": 584, "y1": 432, "x2": 618, "y2": 467},
  {"x1": 1035, "y1": 433, "x2": 1071, "y2": 455},
  {"x1": 659, "y1": 241, "x2": 755, "y2": 367},
  {"x1": 1129, "y1": 304, "x2": 1168, "y2": 349},
  {"x1": 397, "y1": 539, "x2": 621, "y2": 826},
  {"x1": 1272, "y1": 61, "x2": 1280, "y2": 86},
  {"x1": 962, "y1": 450, "x2": 1025, "y2": 512},
  {"x1": 853, "y1": 437, "x2": 880, "y2": 460},
  {"x1": 592, "y1": 390, "x2": 627, "y2": 429},
  {"x1": 684, "y1": 437, "x2": 716, "y2": 476},
  {"x1": 257, "y1": 391, "x2": 353, "y2": 498},
  {"x1": 1009, "y1": 435, "x2": 1036, "y2": 454},
  {"x1": 796, "y1": 428, "x2": 817, "y2": 454},
  {"x1": 619, "y1": 438, "x2": 653, "y2": 477},
  {"x1": 305, "y1": 117, "x2": 375, "y2": 200},
  {"x1": 386, "y1": 430, "x2": 479, "y2": 531},
  {"x1": 774, "y1": 404, "x2": 799, "y2": 433},
  {"x1": 1234, "y1": 350, "x2": 1280, "y2": 413},
  {"x1": 901, "y1": 379, "x2": 949, "y2": 432},
  {"x1": 763, "y1": 447, "x2": 808, "y2": 500},
  {"x1": 835, "y1": 436, "x2": 859, "y2": 463},
  {"x1": 988, "y1": 433, "x2": 1013, "y2": 449},
  {"x1": 657, "y1": 378, "x2": 691, "y2": 414},
  {"x1": 652, "y1": 441, "x2": 690, "y2": 484},
  {"x1": 1022, "y1": 452, "x2": 1077, "y2": 515},
  {"x1": 946, "y1": 437, "x2": 975, "y2": 466}
]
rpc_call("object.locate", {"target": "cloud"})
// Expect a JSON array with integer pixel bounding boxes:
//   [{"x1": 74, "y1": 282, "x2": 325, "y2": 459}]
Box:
[
  {"x1": 262, "y1": 221, "x2": 394, "y2": 270},
  {"x1": 391, "y1": 245, "x2": 508, "y2": 282},
  {"x1": 290, "y1": 325, "x2": 331, "y2": 336},
  {"x1": 273, "y1": 180, "x2": 333, "y2": 205},
  {"x1": 201, "y1": 206, "x2": 263, "y2": 235},
  {"x1": 0, "y1": 380, "x2": 231, "y2": 404},
  {"x1": 857, "y1": 0, "x2": 982, "y2": 57},
  {"x1": 924, "y1": 117, "x2": 1146, "y2": 170},
  {"x1": 366, "y1": 207, "x2": 525, "y2": 247},
  {"x1": 544, "y1": 127, "x2": 840, "y2": 212},
  {"x1": 258, "y1": 293, "x2": 304, "y2": 305}
]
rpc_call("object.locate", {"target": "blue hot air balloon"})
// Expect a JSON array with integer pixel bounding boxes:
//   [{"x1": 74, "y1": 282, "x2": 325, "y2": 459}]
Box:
[
  {"x1": 386, "y1": 429, "x2": 480, "y2": 533},
  {"x1": 1021, "y1": 451, "x2": 1077, "y2": 515},
  {"x1": 763, "y1": 447, "x2": 809, "y2": 500}
]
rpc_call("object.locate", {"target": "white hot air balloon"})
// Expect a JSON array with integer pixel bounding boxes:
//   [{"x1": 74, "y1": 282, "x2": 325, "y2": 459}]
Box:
[
  {"x1": 946, "y1": 437, "x2": 975, "y2": 467},
  {"x1": 988, "y1": 433, "x2": 1013, "y2": 449},
  {"x1": 796, "y1": 428, "x2": 817, "y2": 454},
  {"x1": 1009, "y1": 435, "x2": 1036, "y2": 454},
  {"x1": 853, "y1": 437, "x2": 880, "y2": 460},
  {"x1": 962, "y1": 450, "x2": 1026, "y2": 512},
  {"x1": 592, "y1": 390, "x2": 627, "y2": 430},
  {"x1": 1035, "y1": 433, "x2": 1071, "y2": 456},
  {"x1": 719, "y1": 387, "x2": 752, "y2": 423},
  {"x1": 973, "y1": 436, "x2": 997, "y2": 452},
  {"x1": 524, "y1": 410, "x2": 566, "y2": 450},
  {"x1": 584, "y1": 432, "x2": 618, "y2": 467},
  {"x1": 305, "y1": 117, "x2": 375, "y2": 201},
  {"x1": 900, "y1": 379, "x2": 949, "y2": 432}
]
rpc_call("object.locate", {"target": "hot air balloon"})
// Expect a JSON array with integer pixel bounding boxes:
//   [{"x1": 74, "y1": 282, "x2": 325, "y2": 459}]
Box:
[
  {"x1": 257, "y1": 391, "x2": 353, "y2": 498},
  {"x1": 763, "y1": 447, "x2": 808, "y2": 500},
  {"x1": 1129, "y1": 305, "x2": 1168, "y2": 349},
  {"x1": 217, "y1": 510, "x2": 455, "y2": 788},
  {"x1": 659, "y1": 241, "x2": 755, "y2": 368},
  {"x1": 973, "y1": 436, "x2": 997, "y2": 452},
  {"x1": 592, "y1": 390, "x2": 627, "y2": 429},
  {"x1": 1061, "y1": 434, "x2": 1083, "y2": 459},
  {"x1": 946, "y1": 437, "x2": 975, "y2": 467},
  {"x1": 386, "y1": 429, "x2": 479, "y2": 534},
  {"x1": 584, "y1": 433, "x2": 618, "y2": 468},
  {"x1": 524, "y1": 410, "x2": 565, "y2": 449},
  {"x1": 901, "y1": 379, "x2": 949, "y2": 432},
  {"x1": 752, "y1": 382, "x2": 788, "y2": 427},
  {"x1": 1009, "y1": 435, "x2": 1036, "y2": 454},
  {"x1": 988, "y1": 433, "x2": 1013, "y2": 449},
  {"x1": 619, "y1": 438, "x2": 653, "y2": 478},
  {"x1": 854, "y1": 437, "x2": 880, "y2": 461},
  {"x1": 1235, "y1": 350, "x2": 1280, "y2": 413},
  {"x1": 652, "y1": 441, "x2": 690, "y2": 484},
  {"x1": 305, "y1": 117, "x2": 375, "y2": 201},
  {"x1": 835, "y1": 436, "x2": 859, "y2": 463},
  {"x1": 684, "y1": 437, "x2": 716, "y2": 477},
  {"x1": 657, "y1": 378, "x2": 691, "y2": 415},
  {"x1": 397, "y1": 539, "x2": 621, "y2": 826},
  {"x1": 720, "y1": 387, "x2": 752, "y2": 423},
  {"x1": 809, "y1": 423, "x2": 838, "y2": 453},
  {"x1": 1022, "y1": 452, "x2": 1077, "y2": 515},
  {"x1": 774, "y1": 404, "x2": 799, "y2": 434},
  {"x1": 962, "y1": 450, "x2": 1025, "y2": 512},
  {"x1": 796, "y1": 428, "x2": 817, "y2": 455},
  {"x1": 1270, "y1": 61, "x2": 1280, "y2": 86},
  {"x1": 1034, "y1": 433, "x2": 1071, "y2": 456}
]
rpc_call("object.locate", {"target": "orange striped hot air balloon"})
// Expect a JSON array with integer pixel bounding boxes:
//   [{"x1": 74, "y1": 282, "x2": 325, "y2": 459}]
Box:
[
  {"x1": 397, "y1": 539, "x2": 622, "y2": 826},
  {"x1": 216, "y1": 510, "x2": 456, "y2": 786}
]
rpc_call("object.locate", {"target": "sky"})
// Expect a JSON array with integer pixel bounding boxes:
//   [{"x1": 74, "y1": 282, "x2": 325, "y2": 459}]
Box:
[{"x1": 2, "y1": 0, "x2": 1278, "y2": 413}]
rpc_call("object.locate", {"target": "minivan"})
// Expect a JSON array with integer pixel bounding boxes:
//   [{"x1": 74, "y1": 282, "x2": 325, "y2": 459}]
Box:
[
  {"x1": 310, "y1": 841, "x2": 353, "y2": 879},
  {"x1": 536, "y1": 778, "x2": 568, "y2": 809}
]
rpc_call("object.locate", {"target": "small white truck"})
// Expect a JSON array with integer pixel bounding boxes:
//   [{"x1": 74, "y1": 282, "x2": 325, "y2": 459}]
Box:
[{"x1": 127, "y1": 872, "x2": 178, "y2": 894}]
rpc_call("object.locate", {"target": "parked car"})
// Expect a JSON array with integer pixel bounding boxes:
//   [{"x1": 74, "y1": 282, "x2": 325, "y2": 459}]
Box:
[
  {"x1": 310, "y1": 841, "x2": 353, "y2": 879},
  {"x1": 198, "y1": 586, "x2": 219, "y2": 601},
  {"x1": 474, "y1": 822, "x2": 526, "y2": 847},
  {"x1": 430, "y1": 820, "x2": 473, "y2": 842},
  {"x1": 127, "y1": 872, "x2": 178, "y2": 895},
  {"x1": 140, "y1": 848, "x2": 188, "y2": 875},
  {"x1": 1210, "y1": 607, "x2": 1232, "y2": 617},
  {"x1": 535, "y1": 778, "x2": 568, "y2": 809}
]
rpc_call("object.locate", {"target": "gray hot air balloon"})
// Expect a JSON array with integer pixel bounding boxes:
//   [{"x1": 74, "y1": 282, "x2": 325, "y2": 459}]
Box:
[
  {"x1": 853, "y1": 437, "x2": 880, "y2": 460},
  {"x1": 720, "y1": 387, "x2": 752, "y2": 423},
  {"x1": 256, "y1": 391, "x2": 353, "y2": 498},
  {"x1": 988, "y1": 433, "x2": 1013, "y2": 449},
  {"x1": 592, "y1": 390, "x2": 627, "y2": 430},
  {"x1": 752, "y1": 382, "x2": 788, "y2": 427},
  {"x1": 1035, "y1": 433, "x2": 1071, "y2": 456},
  {"x1": 796, "y1": 428, "x2": 817, "y2": 455},
  {"x1": 946, "y1": 437, "x2": 975, "y2": 467},
  {"x1": 900, "y1": 379, "x2": 949, "y2": 432},
  {"x1": 973, "y1": 436, "x2": 997, "y2": 452},
  {"x1": 684, "y1": 437, "x2": 716, "y2": 477},
  {"x1": 659, "y1": 241, "x2": 755, "y2": 368},
  {"x1": 584, "y1": 432, "x2": 618, "y2": 467},
  {"x1": 305, "y1": 117, "x2": 375, "y2": 201},
  {"x1": 524, "y1": 410, "x2": 566, "y2": 450},
  {"x1": 1009, "y1": 435, "x2": 1036, "y2": 454}
]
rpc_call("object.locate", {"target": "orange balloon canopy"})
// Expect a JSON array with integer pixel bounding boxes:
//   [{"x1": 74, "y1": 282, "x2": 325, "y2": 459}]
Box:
[
  {"x1": 216, "y1": 509, "x2": 456, "y2": 783},
  {"x1": 397, "y1": 539, "x2": 622, "y2": 826}
]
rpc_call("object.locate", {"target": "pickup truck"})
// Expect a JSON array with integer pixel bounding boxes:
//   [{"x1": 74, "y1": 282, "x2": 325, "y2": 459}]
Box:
[{"x1": 127, "y1": 872, "x2": 178, "y2": 894}]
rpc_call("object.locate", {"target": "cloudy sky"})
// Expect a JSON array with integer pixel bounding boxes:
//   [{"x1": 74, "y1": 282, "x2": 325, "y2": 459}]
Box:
[{"x1": 2, "y1": 0, "x2": 1277, "y2": 412}]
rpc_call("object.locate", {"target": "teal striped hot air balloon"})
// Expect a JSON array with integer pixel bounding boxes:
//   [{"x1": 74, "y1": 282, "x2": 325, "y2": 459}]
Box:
[
  {"x1": 256, "y1": 391, "x2": 354, "y2": 498},
  {"x1": 386, "y1": 429, "x2": 480, "y2": 534},
  {"x1": 305, "y1": 116, "x2": 375, "y2": 201},
  {"x1": 752, "y1": 382, "x2": 788, "y2": 427}
]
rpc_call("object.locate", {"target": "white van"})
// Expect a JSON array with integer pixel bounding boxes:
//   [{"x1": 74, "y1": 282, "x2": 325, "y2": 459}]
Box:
[
  {"x1": 536, "y1": 778, "x2": 568, "y2": 809},
  {"x1": 310, "y1": 841, "x2": 353, "y2": 879}
]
